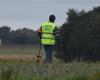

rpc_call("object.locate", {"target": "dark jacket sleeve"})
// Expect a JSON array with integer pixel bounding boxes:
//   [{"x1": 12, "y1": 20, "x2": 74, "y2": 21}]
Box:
[{"x1": 53, "y1": 26, "x2": 61, "y2": 43}]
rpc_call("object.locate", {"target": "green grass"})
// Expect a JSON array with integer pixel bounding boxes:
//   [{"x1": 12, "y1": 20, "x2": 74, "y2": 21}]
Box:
[
  {"x1": 0, "y1": 61, "x2": 100, "y2": 80},
  {"x1": 0, "y1": 45, "x2": 39, "y2": 54}
]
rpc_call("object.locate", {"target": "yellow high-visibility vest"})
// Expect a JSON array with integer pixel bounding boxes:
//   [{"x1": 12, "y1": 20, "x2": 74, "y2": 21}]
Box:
[{"x1": 41, "y1": 22, "x2": 56, "y2": 45}]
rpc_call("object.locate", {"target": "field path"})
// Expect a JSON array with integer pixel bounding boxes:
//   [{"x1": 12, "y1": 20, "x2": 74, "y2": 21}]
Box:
[{"x1": 0, "y1": 54, "x2": 36, "y2": 61}]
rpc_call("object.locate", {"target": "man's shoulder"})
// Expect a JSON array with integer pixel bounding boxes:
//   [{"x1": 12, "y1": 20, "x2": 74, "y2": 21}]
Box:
[
  {"x1": 41, "y1": 22, "x2": 48, "y2": 26},
  {"x1": 41, "y1": 22, "x2": 56, "y2": 27}
]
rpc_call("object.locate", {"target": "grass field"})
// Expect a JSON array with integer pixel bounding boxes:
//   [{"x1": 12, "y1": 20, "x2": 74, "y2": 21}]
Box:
[
  {"x1": 0, "y1": 45, "x2": 100, "y2": 80},
  {"x1": 0, "y1": 45, "x2": 44, "y2": 61},
  {"x1": 0, "y1": 45, "x2": 37, "y2": 54}
]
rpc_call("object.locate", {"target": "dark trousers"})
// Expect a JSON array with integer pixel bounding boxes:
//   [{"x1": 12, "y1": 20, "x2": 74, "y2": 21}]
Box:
[{"x1": 44, "y1": 45, "x2": 54, "y2": 63}]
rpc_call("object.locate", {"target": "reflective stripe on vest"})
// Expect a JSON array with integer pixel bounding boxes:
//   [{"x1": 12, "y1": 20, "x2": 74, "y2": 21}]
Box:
[{"x1": 41, "y1": 22, "x2": 55, "y2": 45}]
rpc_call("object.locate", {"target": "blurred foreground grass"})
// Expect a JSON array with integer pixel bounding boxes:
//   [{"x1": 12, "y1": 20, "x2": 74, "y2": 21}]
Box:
[{"x1": 0, "y1": 61, "x2": 100, "y2": 80}]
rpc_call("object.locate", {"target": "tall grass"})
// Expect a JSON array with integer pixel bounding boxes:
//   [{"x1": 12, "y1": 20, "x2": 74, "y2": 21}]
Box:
[{"x1": 0, "y1": 61, "x2": 100, "y2": 80}]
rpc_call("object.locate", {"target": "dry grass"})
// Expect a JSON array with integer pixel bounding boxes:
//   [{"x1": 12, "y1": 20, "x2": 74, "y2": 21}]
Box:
[
  {"x1": 0, "y1": 54, "x2": 46, "y2": 64},
  {"x1": 0, "y1": 54, "x2": 34, "y2": 61}
]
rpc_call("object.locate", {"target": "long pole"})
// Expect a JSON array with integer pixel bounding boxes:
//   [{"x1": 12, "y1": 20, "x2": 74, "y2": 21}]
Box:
[{"x1": 36, "y1": 37, "x2": 42, "y2": 63}]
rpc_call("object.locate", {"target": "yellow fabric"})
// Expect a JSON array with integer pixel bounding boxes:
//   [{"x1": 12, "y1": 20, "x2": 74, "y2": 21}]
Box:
[{"x1": 41, "y1": 22, "x2": 55, "y2": 45}]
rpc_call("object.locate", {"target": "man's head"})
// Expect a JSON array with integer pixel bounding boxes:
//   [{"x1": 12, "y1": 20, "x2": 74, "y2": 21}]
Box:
[{"x1": 49, "y1": 14, "x2": 56, "y2": 23}]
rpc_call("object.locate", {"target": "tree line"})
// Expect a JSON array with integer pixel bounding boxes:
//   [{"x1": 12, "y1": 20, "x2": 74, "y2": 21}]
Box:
[
  {"x1": 0, "y1": 26, "x2": 39, "y2": 44},
  {"x1": 57, "y1": 6, "x2": 100, "y2": 62}
]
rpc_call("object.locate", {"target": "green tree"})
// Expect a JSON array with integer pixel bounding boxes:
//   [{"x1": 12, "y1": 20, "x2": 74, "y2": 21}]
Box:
[
  {"x1": 0, "y1": 26, "x2": 11, "y2": 44},
  {"x1": 58, "y1": 6, "x2": 100, "y2": 62}
]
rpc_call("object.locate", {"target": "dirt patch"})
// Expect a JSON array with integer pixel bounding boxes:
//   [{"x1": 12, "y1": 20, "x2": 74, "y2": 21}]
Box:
[{"x1": 0, "y1": 54, "x2": 36, "y2": 62}]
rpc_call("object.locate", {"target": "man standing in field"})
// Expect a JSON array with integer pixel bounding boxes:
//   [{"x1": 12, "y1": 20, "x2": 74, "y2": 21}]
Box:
[{"x1": 37, "y1": 14, "x2": 60, "y2": 63}]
